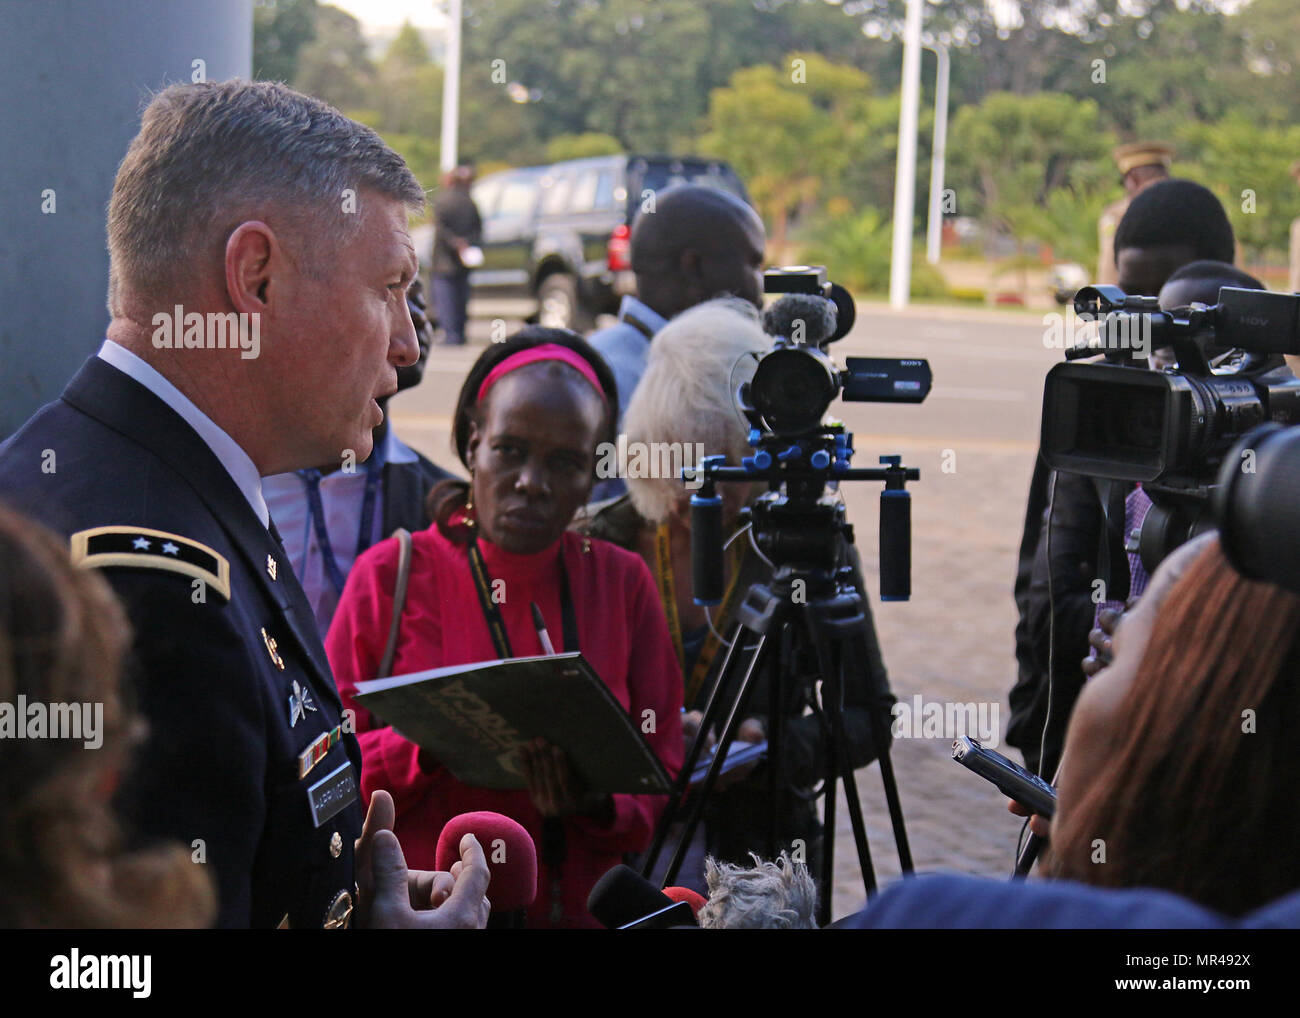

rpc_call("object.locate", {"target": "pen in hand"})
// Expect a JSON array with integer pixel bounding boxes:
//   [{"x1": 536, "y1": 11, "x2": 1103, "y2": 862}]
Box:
[{"x1": 530, "y1": 602, "x2": 556, "y2": 656}]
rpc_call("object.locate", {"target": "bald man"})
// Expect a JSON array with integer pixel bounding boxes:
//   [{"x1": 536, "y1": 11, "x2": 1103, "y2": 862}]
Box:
[{"x1": 588, "y1": 185, "x2": 766, "y2": 427}]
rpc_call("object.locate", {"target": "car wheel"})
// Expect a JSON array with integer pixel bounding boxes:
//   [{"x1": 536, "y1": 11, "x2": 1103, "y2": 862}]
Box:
[{"x1": 537, "y1": 274, "x2": 592, "y2": 332}]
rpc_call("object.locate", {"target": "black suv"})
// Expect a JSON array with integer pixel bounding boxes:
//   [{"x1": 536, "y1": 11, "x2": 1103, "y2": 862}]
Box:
[{"x1": 464, "y1": 154, "x2": 749, "y2": 331}]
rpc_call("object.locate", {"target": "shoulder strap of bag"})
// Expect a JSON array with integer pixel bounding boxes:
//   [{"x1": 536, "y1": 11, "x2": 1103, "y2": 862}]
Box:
[{"x1": 378, "y1": 528, "x2": 414, "y2": 678}]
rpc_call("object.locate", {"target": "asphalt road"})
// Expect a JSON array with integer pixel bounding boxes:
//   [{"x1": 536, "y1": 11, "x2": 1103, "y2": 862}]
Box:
[{"x1": 389, "y1": 300, "x2": 1061, "y2": 458}]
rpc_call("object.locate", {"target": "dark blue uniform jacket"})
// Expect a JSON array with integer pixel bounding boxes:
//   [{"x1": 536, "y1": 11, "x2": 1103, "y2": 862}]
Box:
[{"x1": 0, "y1": 356, "x2": 363, "y2": 928}]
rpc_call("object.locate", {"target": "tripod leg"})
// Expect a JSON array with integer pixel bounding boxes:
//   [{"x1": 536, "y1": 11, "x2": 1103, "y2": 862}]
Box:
[
  {"x1": 660, "y1": 632, "x2": 770, "y2": 888},
  {"x1": 640, "y1": 619, "x2": 749, "y2": 880},
  {"x1": 833, "y1": 613, "x2": 914, "y2": 877},
  {"x1": 828, "y1": 657, "x2": 877, "y2": 899},
  {"x1": 766, "y1": 625, "x2": 785, "y2": 861},
  {"x1": 805, "y1": 612, "x2": 877, "y2": 912}
]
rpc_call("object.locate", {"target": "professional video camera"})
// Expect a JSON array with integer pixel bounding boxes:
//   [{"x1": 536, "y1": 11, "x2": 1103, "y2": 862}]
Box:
[
  {"x1": 690, "y1": 265, "x2": 933, "y2": 603},
  {"x1": 1040, "y1": 283, "x2": 1300, "y2": 570},
  {"x1": 643, "y1": 266, "x2": 932, "y2": 923}
]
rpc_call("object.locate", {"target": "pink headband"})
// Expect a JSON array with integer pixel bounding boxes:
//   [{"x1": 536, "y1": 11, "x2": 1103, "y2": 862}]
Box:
[{"x1": 476, "y1": 343, "x2": 608, "y2": 408}]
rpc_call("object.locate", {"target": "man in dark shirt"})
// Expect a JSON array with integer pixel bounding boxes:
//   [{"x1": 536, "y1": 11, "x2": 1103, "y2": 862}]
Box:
[
  {"x1": 431, "y1": 163, "x2": 483, "y2": 346},
  {"x1": 1008, "y1": 180, "x2": 1237, "y2": 777}
]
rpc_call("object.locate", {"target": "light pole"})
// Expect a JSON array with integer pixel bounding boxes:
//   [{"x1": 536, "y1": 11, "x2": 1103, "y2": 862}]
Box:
[
  {"x1": 924, "y1": 41, "x2": 949, "y2": 266},
  {"x1": 889, "y1": 0, "x2": 924, "y2": 309},
  {"x1": 439, "y1": 0, "x2": 463, "y2": 172}
]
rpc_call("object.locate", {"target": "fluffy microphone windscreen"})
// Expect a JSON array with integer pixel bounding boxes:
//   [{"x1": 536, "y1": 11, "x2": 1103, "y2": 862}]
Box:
[
  {"x1": 662, "y1": 886, "x2": 707, "y2": 919},
  {"x1": 435, "y1": 811, "x2": 537, "y2": 911},
  {"x1": 762, "y1": 293, "x2": 837, "y2": 345}
]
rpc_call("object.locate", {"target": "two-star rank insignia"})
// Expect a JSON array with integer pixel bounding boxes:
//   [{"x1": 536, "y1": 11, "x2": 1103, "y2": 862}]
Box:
[{"x1": 70, "y1": 526, "x2": 230, "y2": 601}]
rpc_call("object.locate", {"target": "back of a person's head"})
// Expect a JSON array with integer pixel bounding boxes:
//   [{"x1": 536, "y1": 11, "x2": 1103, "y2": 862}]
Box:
[
  {"x1": 1159, "y1": 259, "x2": 1263, "y2": 309},
  {"x1": 1113, "y1": 178, "x2": 1235, "y2": 265},
  {"x1": 1048, "y1": 538, "x2": 1300, "y2": 915},
  {"x1": 107, "y1": 79, "x2": 424, "y2": 316},
  {"x1": 623, "y1": 298, "x2": 767, "y2": 523},
  {"x1": 0, "y1": 503, "x2": 215, "y2": 927}
]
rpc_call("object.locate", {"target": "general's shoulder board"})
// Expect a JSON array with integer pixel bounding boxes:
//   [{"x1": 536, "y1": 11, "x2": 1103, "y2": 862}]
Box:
[{"x1": 70, "y1": 525, "x2": 231, "y2": 602}]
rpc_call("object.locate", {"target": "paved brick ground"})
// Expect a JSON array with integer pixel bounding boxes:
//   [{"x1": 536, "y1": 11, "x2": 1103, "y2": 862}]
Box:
[{"x1": 811, "y1": 437, "x2": 1035, "y2": 917}]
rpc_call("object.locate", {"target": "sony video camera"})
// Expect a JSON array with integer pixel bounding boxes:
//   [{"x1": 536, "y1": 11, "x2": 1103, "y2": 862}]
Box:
[
  {"x1": 688, "y1": 266, "x2": 932, "y2": 602},
  {"x1": 1041, "y1": 284, "x2": 1300, "y2": 569}
]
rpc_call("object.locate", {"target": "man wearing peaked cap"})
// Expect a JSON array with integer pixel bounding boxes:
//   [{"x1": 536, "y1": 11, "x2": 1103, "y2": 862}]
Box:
[{"x1": 1096, "y1": 142, "x2": 1174, "y2": 286}]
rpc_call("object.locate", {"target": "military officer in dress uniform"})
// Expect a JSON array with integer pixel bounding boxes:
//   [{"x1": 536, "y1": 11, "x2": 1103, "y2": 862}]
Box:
[
  {"x1": 1096, "y1": 142, "x2": 1174, "y2": 286},
  {"x1": 0, "y1": 80, "x2": 488, "y2": 929}
]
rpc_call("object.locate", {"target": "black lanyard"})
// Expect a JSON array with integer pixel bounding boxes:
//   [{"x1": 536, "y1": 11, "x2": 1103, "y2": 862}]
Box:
[
  {"x1": 466, "y1": 535, "x2": 579, "y2": 657},
  {"x1": 466, "y1": 533, "x2": 578, "y2": 920}
]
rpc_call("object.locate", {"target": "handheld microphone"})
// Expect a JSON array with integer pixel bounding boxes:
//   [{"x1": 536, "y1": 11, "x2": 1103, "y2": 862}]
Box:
[
  {"x1": 588, "y1": 864, "x2": 699, "y2": 929},
  {"x1": 436, "y1": 811, "x2": 537, "y2": 928}
]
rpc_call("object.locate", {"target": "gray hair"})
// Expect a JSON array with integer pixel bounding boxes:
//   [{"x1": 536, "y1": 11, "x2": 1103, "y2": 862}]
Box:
[
  {"x1": 623, "y1": 297, "x2": 768, "y2": 523},
  {"x1": 698, "y1": 852, "x2": 818, "y2": 929},
  {"x1": 107, "y1": 79, "x2": 425, "y2": 315}
]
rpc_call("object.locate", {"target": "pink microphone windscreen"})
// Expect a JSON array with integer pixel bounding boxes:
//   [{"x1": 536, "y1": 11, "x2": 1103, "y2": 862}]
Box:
[{"x1": 435, "y1": 811, "x2": 537, "y2": 911}]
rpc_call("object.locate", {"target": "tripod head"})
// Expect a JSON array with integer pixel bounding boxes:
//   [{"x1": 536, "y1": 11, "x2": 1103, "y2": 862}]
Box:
[{"x1": 685, "y1": 439, "x2": 919, "y2": 605}]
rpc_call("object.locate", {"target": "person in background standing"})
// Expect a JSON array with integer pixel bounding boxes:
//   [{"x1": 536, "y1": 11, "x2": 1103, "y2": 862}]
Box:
[{"x1": 431, "y1": 163, "x2": 483, "y2": 347}]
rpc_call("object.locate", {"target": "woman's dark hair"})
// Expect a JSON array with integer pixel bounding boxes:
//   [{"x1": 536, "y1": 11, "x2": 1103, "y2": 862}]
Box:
[
  {"x1": 0, "y1": 502, "x2": 216, "y2": 927},
  {"x1": 1048, "y1": 538, "x2": 1300, "y2": 916},
  {"x1": 427, "y1": 326, "x2": 619, "y2": 539}
]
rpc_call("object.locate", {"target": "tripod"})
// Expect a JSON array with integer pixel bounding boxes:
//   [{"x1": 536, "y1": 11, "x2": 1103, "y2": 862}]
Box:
[{"x1": 641, "y1": 492, "x2": 914, "y2": 925}]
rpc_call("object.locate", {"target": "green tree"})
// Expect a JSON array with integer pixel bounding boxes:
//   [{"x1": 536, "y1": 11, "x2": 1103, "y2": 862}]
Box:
[
  {"x1": 460, "y1": 0, "x2": 881, "y2": 154},
  {"x1": 253, "y1": 0, "x2": 319, "y2": 83},
  {"x1": 1176, "y1": 115, "x2": 1300, "y2": 260},
  {"x1": 546, "y1": 133, "x2": 624, "y2": 162},
  {"x1": 292, "y1": 4, "x2": 372, "y2": 110},
  {"x1": 698, "y1": 54, "x2": 892, "y2": 256},
  {"x1": 800, "y1": 207, "x2": 947, "y2": 298},
  {"x1": 948, "y1": 91, "x2": 1113, "y2": 254},
  {"x1": 368, "y1": 21, "x2": 442, "y2": 137}
]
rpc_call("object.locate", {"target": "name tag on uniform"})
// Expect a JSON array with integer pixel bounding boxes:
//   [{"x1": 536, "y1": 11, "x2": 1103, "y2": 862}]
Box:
[{"x1": 307, "y1": 760, "x2": 359, "y2": 828}]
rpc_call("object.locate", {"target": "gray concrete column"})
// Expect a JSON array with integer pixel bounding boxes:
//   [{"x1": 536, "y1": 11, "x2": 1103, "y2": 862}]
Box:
[{"x1": 1, "y1": 0, "x2": 252, "y2": 437}]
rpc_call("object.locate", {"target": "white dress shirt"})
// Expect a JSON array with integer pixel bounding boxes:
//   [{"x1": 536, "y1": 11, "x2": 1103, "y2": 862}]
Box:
[{"x1": 97, "y1": 339, "x2": 270, "y2": 526}]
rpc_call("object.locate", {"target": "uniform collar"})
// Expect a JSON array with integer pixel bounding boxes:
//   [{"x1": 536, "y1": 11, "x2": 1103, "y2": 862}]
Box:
[
  {"x1": 63, "y1": 354, "x2": 338, "y2": 696},
  {"x1": 617, "y1": 296, "x2": 668, "y2": 341},
  {"x1": 97, "y1": 340, "x2": 269, "y2": 526}
]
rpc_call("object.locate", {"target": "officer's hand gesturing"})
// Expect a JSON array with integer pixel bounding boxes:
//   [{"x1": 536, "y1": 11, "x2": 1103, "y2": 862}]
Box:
[{"x1": 355, "y1": 790, "x2": 491, "y2": 929}]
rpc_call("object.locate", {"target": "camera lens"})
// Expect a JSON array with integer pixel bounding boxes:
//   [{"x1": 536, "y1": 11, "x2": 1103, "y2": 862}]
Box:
[{"x1": 748, "y1": 347, "x2": 840, "y2": 435}]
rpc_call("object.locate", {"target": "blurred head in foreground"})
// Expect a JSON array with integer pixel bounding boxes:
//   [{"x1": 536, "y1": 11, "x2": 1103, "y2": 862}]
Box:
[
  {"x1": 0, "y1": 504, "x2": 214, "y2": 927},
  {"x1": 1049, "y1": 535, "x2": 1300, "y2": 916}
]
